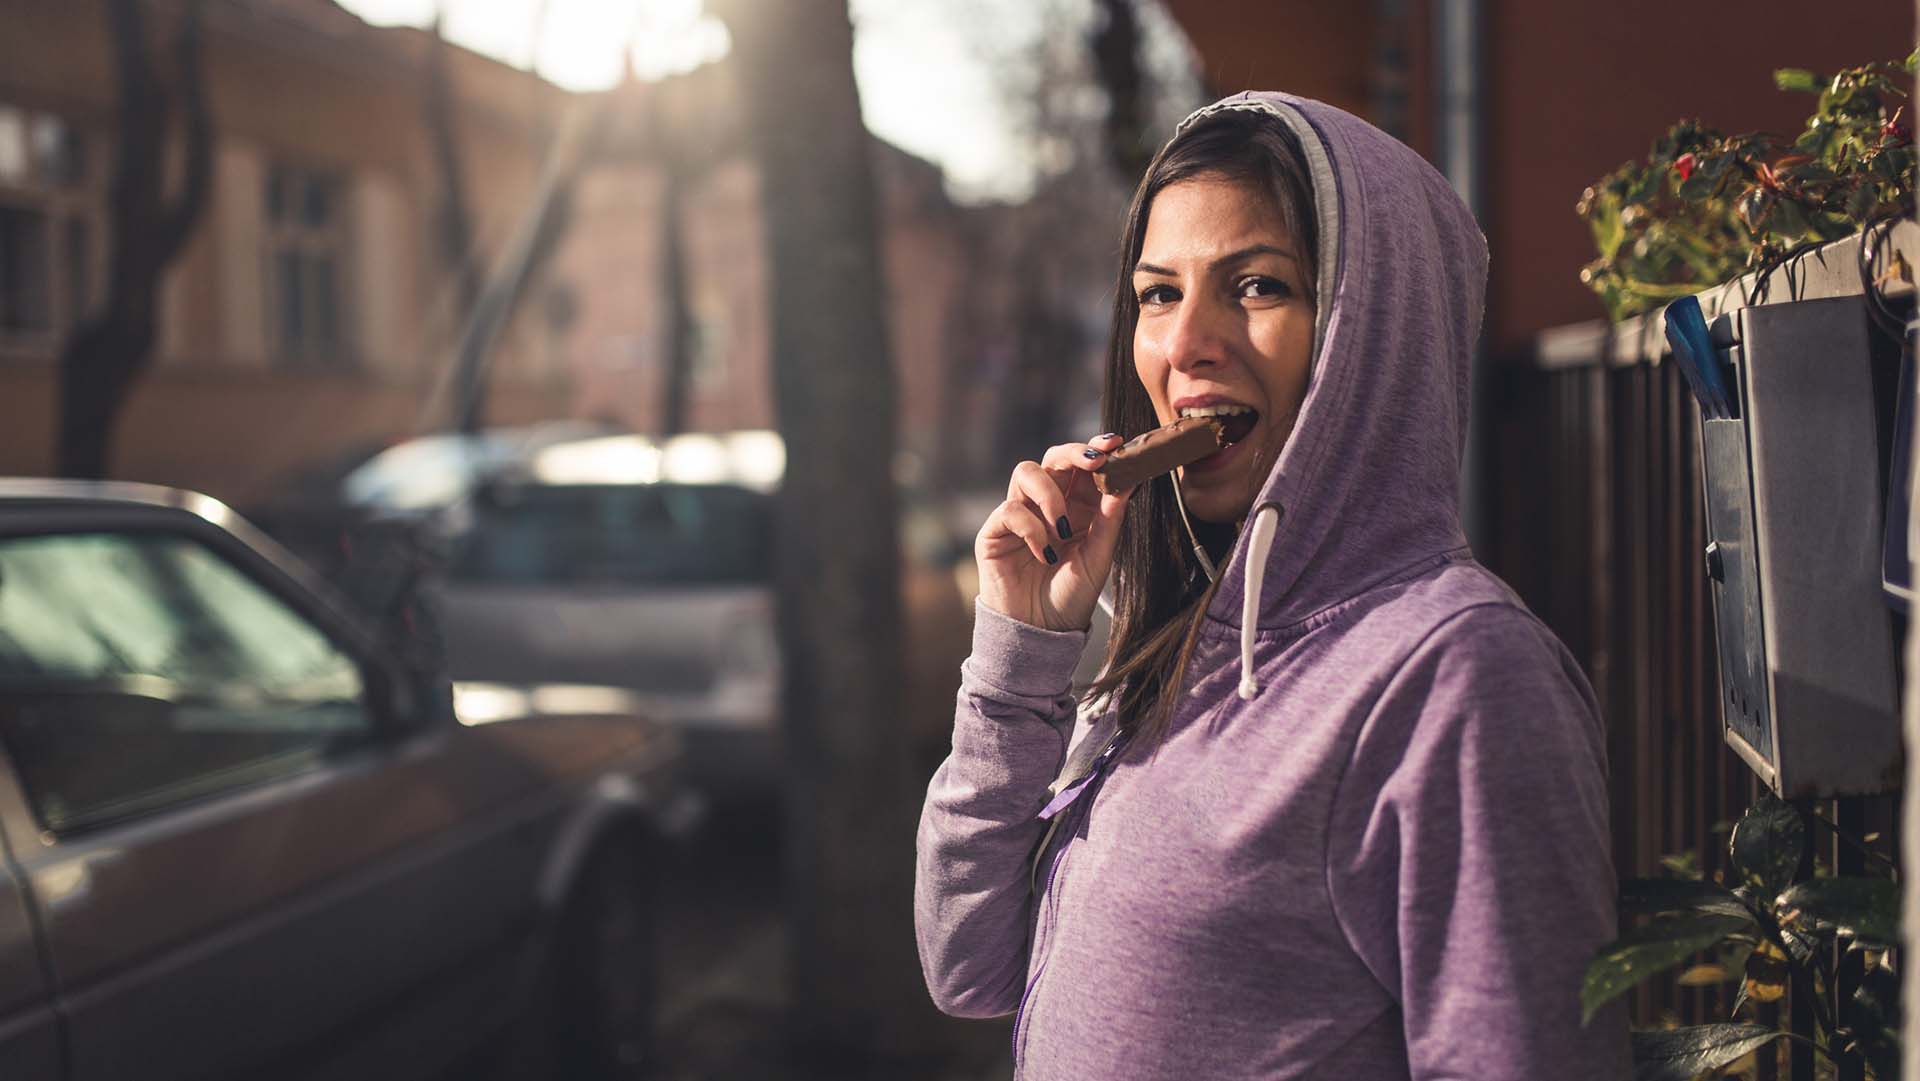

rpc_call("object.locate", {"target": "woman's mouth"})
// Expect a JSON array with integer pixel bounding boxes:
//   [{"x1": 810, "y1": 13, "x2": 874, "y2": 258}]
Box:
[{"x1": 1178, "y1": 403, "x2": 1259, "y2": 453}]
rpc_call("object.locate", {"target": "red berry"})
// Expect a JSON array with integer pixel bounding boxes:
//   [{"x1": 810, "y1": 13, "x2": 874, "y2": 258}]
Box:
[
  {"x1": 1883, "y1": 120, "x2": 1912, "y2": 144},
  {"x1": 1674, "y1": 153, "x2": 1697, "y2": 181}
]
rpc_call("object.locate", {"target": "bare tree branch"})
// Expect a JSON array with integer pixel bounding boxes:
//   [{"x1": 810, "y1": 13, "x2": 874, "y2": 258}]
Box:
[
  {"x1": 156, "y1": 0, "x2": 212, "y2": 264},
  {"x1": 425, "y1": 8, "x2": 481, "y2": 320}
]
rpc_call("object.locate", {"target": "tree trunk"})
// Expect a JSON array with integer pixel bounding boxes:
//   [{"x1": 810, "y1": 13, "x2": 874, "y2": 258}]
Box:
[
  {"x1": 657, "y1": 162, "x2": 696, "y2": 437},
  {"x1": 1091, "y1": 0, "x2": 1151, "y2": 182},
  {"x1": 713, "y1": 0, "x2": 928, "y2": 1058},
  {"x1": 424, "y1": 10, "x2": 482, "y2": 325},
  {"x1": 57, "y1": 0, "x2": 211, "y2": 478}
]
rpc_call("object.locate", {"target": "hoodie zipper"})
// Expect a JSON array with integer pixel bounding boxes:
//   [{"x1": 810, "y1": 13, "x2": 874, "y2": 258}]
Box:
[
  {"x1": 1011, "y1": 730, "x2": 1129, "y2": 1074},
  {"x1": 1011, "y1": 825, "x2": 1074, "y2": 1071}
]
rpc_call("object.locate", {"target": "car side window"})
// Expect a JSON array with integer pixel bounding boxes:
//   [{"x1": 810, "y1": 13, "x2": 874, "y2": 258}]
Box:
[{"x1": 0, "y1": 531, "x2": 371, "y2": 833}]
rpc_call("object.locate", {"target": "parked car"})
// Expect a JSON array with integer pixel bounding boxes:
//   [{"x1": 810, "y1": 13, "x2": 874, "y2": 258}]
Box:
[
  {"x1": 432, "y1": 434, "x2": 783, "y2": 799},
  {"x1": 0, "y1": 480, "x2": 683, "y2": 1081}
]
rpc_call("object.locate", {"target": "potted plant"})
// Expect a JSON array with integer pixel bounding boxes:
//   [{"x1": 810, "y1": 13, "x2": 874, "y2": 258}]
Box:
[{"x1": 1576, "y1": 54, "x2": 1914, "y2": 322}]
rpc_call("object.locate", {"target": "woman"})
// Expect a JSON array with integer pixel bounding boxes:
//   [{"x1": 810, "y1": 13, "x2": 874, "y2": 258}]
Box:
[{"x1": 915, "y1": 93, "x2": 1630, "y2": 1080}]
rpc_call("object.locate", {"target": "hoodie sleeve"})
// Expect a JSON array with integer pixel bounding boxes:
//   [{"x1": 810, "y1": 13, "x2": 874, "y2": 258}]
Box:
[
  {"x1": 1326, "y1": 603, "x2": 1631, "y2": 1081},
  {"x1": 914, "y1": 600, "x2": 1086, "y2": 1018}
]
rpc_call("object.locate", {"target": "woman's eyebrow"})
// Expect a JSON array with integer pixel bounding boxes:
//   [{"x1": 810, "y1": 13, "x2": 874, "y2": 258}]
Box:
[{"x1": 1133, "y1": 244, "x2": 1300, "y2": 276}]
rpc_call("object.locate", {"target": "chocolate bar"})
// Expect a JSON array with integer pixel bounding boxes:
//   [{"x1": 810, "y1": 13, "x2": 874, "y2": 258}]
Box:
[{"x1": 1093, "y1": 417, "x2": 1226, "y2": 495}]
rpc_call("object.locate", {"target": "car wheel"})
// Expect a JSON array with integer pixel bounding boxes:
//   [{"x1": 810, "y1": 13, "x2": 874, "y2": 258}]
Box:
[{"x1": 556, "y1": 833, "x2": 659, "y2": 1080}]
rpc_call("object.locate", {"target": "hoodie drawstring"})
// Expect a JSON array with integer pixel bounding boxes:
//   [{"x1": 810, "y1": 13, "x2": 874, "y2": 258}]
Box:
[{"x1": 1238, "y1": 503, "x2": 1282, "y2": 700}]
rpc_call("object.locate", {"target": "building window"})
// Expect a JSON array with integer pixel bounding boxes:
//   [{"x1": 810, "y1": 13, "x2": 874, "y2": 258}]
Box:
[
  {"x1": 265, "y1": 164, "x2": 348, "y2": 364},
  {"x1": 0, "y1": 105, "x2": 96, "y2": 350}
]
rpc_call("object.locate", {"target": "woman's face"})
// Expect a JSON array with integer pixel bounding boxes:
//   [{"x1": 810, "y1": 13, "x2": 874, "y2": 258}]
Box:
[{"x1": 1131, "y1": 173, "x2": 1315, "y2": 524}]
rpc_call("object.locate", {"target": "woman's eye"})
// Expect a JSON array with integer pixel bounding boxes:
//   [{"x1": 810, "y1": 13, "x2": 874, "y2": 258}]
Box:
[
  {"x1": 1236, "y1": 276, "x2": 1292, "y2": 300},
  {"x1": 1136, "y1": 283, "x2": 1179, "y2": 306}
]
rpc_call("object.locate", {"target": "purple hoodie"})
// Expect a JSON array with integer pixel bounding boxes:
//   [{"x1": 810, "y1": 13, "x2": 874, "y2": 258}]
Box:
[{"x1": 914, "y1": 93, "x2": 1631, "y2": 1079}]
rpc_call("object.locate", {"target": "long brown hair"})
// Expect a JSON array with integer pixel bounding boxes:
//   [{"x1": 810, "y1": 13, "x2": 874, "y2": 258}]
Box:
[{"x1": 1086, "y1": 107, "x2": 1320, "y2": 745}]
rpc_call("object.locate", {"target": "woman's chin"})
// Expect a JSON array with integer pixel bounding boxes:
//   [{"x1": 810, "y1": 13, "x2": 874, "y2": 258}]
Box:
[{"x1": 1177, "y1": 481, "x2": 1257, "y2": 526}]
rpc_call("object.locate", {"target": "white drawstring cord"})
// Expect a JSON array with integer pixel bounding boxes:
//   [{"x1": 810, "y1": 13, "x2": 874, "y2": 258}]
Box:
[
  {"x1": 1171, "y1": 473, "x2": 1219, "y2": 584},
  {"x1": 1238, "y1": 504, "x2": 1281, "y2": 700}
]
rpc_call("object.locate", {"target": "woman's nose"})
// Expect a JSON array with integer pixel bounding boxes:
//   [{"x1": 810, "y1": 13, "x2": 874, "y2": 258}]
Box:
[{"x1": 1159, "y1": 291, "x2": 1230, "y2": 373}]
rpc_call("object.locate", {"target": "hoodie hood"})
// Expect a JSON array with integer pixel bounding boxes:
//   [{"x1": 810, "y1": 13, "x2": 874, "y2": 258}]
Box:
[{"x1": 1176, "y1": 93, "x2": 1488, "y2": 636}]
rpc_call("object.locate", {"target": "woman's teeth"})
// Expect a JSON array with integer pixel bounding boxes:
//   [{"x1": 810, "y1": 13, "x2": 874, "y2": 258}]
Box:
[{"x1": 1179, "y1": 404, "x2": 1258, "y2": 445}]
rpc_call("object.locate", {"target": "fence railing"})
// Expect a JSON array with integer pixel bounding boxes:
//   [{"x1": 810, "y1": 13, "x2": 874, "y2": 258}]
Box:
[{"x1": 1508, "y1": 228, "x2": 1912, "y2": 1080}]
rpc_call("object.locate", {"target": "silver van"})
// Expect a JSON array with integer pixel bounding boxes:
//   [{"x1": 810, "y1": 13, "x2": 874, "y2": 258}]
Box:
[{"x1": 432, "y1": 434, "x2": 784, "y2": 798}]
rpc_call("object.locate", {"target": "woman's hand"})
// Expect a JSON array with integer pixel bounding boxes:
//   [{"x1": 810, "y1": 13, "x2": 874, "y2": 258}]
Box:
[{"x1": 975, "y1": 433, "x2": 1134, "y2": 632}]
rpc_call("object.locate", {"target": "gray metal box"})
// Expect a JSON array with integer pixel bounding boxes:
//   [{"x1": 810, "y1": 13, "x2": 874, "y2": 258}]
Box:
[{"x1": 1697, "y1": 295, "x2": 1901, "y2": 796}]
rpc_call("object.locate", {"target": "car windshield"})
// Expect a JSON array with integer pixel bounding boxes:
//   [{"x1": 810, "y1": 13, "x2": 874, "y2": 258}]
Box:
[{"x1": 448, "y1": 483, "x2": 772, "y2": 587}]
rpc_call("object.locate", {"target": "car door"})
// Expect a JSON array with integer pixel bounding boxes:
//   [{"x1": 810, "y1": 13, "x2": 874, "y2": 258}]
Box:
[
  {"x1": 0, "y1": 500, "x2": 563, "y2": 1081},
  {"x1": 0, "y1": 833, "x2": 59, "y2": 1080}
]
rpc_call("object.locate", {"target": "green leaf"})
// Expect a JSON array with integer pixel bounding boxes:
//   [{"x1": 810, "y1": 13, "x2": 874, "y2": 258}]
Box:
[
  {"x1": 1775, "y1": 877, "x2": 1900, "y2": 948},
  {"x1": 1630, "y1": 1024, "x2": 1782, "y2": 1081},
  {"x1": 1618, "y1": 877, "x2": 1756, "y2": 921},
  {"x1": 1629, "y1": 165, "x2": 1666, "y2": 205},
  {"x1": 1658, "y1": 850, "x2": 1704, "y2": 880},
  {"x1": 1842, "y1": 960, "x2": 1902, "y2": 1081},
  {"x1": 1729, "y1": 798, "x2": 1805, "y2": 896},
  {"x1": 1846, "y1": 183, "x2": 1881, "y2": 222},
  {"x1": 1795, "y1": 126, "x2": 1834, "y2": 155},
  {"x1": 1775, "y1": 68, "x2": 1821, "y2": 93},
  {"x1": 1729, "y1": 980, "x2": 1752, "y2": 1019},
  {"x1": 1741, "y1": 939, "x2": 1790, "y2": 1003},
  {"x1": 1849, "y1": 960, "x2": 1899, "y2": 1031},
  {"x1": 1767, "y1": 198, "x2": 1811, "y2": 240},
  {"x1": 1779, "y1": 159, "x2": 1838, "y2": 184},
  {"x1": 1847, "y1": 1026, "x2": 1901, "y2": 1081},
  {"x1": 1677, "y1": 172, "x2": 1715, "y2": 202},
  {"x1": 1583, "y1": 914, "x2": 1754, "y2": 1023},
  {"x1": 1588, "y1": 196, "x2": 1624, "y2": 259},
  {"x1": 1811, "y1": 211, "x2": 1858, "y2": 242},
  {"x1": 1779, "y1": 924, "x2": 1818, "y2": 966}
]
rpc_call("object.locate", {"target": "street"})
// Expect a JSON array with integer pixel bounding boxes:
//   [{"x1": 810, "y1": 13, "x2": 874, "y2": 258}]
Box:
[{"x1": 651, "y1": 799, "x2": 1014, "y2": 1081}]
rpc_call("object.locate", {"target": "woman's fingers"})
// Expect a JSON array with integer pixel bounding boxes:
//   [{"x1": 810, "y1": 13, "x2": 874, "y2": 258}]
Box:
[
  {"x1": 1027, "y1": 433, "x2": 1130, "y2": 537},
  {"x1": 981, "y1": 496, "x2": 1058, "y2": 565},
  {"x1": 973, "y1": 433, "x2": 1133, "y2": 631},
  {"x1": 1008, "y1": 459, "x2": 1076, "y2": 543},
  {"x1": 1038, "y1": 433, "x2": 1120, "y2": 471},
  {"x1": 1039, "y1": 433, "x2": 1125, "y2": 478},
  {"x1": 985, "y1": 433, "x2": 1133, "y2": 557}
]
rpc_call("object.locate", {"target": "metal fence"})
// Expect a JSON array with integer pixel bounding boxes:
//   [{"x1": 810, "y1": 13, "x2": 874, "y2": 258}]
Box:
[{"x1": 1505, "y1": 342, "x2": 1900, "y2": 1081}]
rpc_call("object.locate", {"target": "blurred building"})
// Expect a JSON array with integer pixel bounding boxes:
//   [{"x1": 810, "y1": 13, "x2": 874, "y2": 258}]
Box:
[
  {"x1": 0, "y1": 0, "x2": 979, "y2": 507},
  {"x1": 558, "y1": 54, "x2": 975, "y2": 487},
  {"x1": 0, "y1": 0, "x2": 579, "y2": 503}
]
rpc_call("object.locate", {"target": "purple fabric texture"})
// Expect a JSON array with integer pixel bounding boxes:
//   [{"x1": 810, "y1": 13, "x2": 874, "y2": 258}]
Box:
[{"x1": 914, "y1": 93, "x2": 1631, "y2": 1080}]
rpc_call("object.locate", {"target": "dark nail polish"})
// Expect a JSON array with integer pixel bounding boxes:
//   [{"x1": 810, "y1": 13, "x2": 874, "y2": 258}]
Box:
[
  {"x1": 1097, "y1": 433, "x2": 1118, "y2": 442},
  {"x1": 1044, "y1": 545, "x2": 1058, "y2": 565},
  {"x1": 1056, "y1": 516, "x2": 1073, "y2": 539},
  {"x1": 1082, "y1": 448, "x2": 1101, "y2": 459}
]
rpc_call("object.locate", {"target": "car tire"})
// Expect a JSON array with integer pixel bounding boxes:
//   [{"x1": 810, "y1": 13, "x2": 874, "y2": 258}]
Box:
[{"x1": 554, "y1": 831, "x2": 659, "y2": 1080}]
